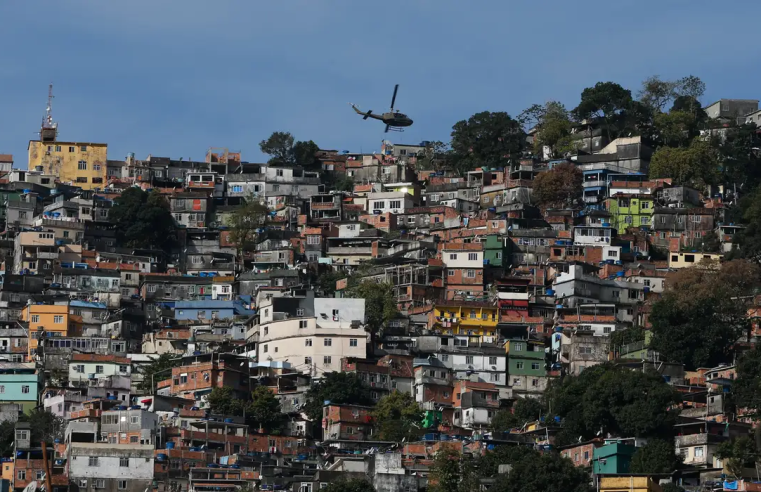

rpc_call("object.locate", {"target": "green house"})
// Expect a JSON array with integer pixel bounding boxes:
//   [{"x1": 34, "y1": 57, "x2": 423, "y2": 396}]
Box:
[
  {"x1": 483, "y1": 235, "x2": 506, "y2": 269},
  {"x1": 593, "y1": 442, "x2": 637, "y2": 474},
  {"x1": 506, "y1": 339, "x2": 546, "y2": 377},
  {"x1": 605, "y1": 195, "x2": 654, "y2": 234}
]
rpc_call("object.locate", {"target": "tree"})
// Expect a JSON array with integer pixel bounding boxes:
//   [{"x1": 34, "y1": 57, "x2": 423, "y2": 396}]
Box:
[
  {"x1": 372, "y1": 391, "x2": 423, "y2": 441},
  {"x1": 322, "y1": 478, "x2": 376, "y2": 492},
  {"x1": 0, "y1": 420, "x2": 14, "y2": 457},
  {"x1": 304, "y1": 372, "x2": 373, "y2": 421},
  {"x1": 259, "y1": 131, "x2": 321, "y2": 168},
  {"x1": 345, "y1": 281, "x2": 398, "y2": 338},
  {"x1": 630, "y1": 439, "x2": 682, "y2": 474},
  {"x1": 574, "y1": 82, "x2": 634, "y2": 141},
  {"x1": 226, "y1": 196, "x2": 270, "y2": 263},
  {"x1": 28, "y1": 409, "x2": 65, "y2": 444},
  {"x1": 638, "y1": 76, "x2": 678, "y2": 113},
  {"x1": 716, "y1": 436, "x2": 759, "y2": 478},
  {"x1": 489, "y1": 447, "x2": 593, "y2": 492},
  {"x1": 653, "y1": 111, "x2": 701, "y2": 148},
  {"x1": 449, "y1": 112, "x2": 524, "y2": 175},
  {"x1": 333, "y1": 174, "x2": 355, "y2": 192},
  {"x1": 609, "y1": 326, "x2": 646, "y2": 350},
  {"x1": 732, "y1": 346, "x2": 761, "y2": 417},
  {"x1": 520, "y1": 102, "x2": 575, "y2": 158},
  {"x1": 428, "y1": 445, "x2": 476, "y2": 492},
  {"x1": 491, "y1": 397, "x2": 544, "y2": 433},
  {"x1": 109, "y1": 187, "x2": 177, "y2": 252},
  {"x1": 139, "y1": 353, "x2": 181, "y2": 392},
  {"x1": 416, "y1": 141, "x2": 451, "y2": 172},
  {"x1": 730, "y1": 188, "x2": 761, "y2": 262},
  {"x1": 531, "y1": 163, "x2": 582, "y2": 209},
  {"x1": 248, "y1": 386, "x2": 287, "y2": 432},
  {"x1": 207, "y1": 387, "x2": 246, "y2": 416},
  {"x1": 701, "y1": 230, "x2": 721, "y2": 253},
  {"x1": 675, "y1": 75, "x2": 706, "y2": 101},
  {"x1": 650, "y1": 260, "x2": 760, "y2": 369},
  {"x1": 648, "y1": 139, "x2": 720, "y2": 186},
  {"x1": 546, "y1": 364, "x2": 679, "y2": 445},
  {"x1": 719, "y1": 123, "x2": 761, "y2": 191}
]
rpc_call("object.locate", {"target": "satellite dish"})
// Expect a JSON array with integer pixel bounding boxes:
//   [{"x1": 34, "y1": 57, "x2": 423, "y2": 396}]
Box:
[{"x1": 23, "y1": 481, "x2": 38, "y2": 492}]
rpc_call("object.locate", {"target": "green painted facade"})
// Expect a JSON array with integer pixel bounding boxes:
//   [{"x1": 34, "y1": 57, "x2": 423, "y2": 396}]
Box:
[
  {"x1": 593, "y1": 443, "x2": 637, "y2": 474},
  {"x1": 606, "y1": 196, "x2": 654, "y2": 234},
  {"x1": 506, "y1": 340, "x2": 546, "y2": 377},
  {"x1": 483, "y1": 235, "x2": 506, "y2": 268}
]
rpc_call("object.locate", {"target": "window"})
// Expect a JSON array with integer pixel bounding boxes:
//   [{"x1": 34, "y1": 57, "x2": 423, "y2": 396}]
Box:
[
  {"x1": 640, "y1": 217, "x2": 649, "y2": 225},
  {"x1": 466, "y1": 269, "x2": 476, "y2": 278},
  {"x1": 31, "y1": 315, "x2": 39, "y2": 323},
  {"x1": 80, "y1": 145, "x2": 88, "y2": 151},
  {"x1": 449, "y1": 253, "x2": 457, "y2": 260},
  {"x1": 307, "y1": 236, "x2": 320, "y2": 245},
  {"x1": 93, "y1": 164, "x2": 101, "y2": 171},
  {"x1": 612, "y1": 290, "x2": 620, "y2": 299},
  {"x1": 120, "y1": 457, "x2": 129, "y2": 467},
  {"x1": 17, "y1": 470, "x2": 25, "y2": 481},
  {"x1": 531, "y1": 362, "x2": 540, "y2": 370},
  {"x1": 130, "y1": 415, "x2": 139, "y2": 424},
  {"x1": 692, "y1": 215, "x2": 702, "y2": 223},
  {"x1": 297, "y1": 308, "x2": 305, "y2": 316},
  {"x1": 490, "y1": 373, "x2": 499, "y2": 382},
  {"x1": 323, "y1": 356, "x2": 332, "y2": 365},
  {"x1": 263, "y1": 345, "x2": 268, "y2": 353},
  {"x1": 75, "y1": 364, "x2": 84, "y2": 373},
  {"x1": 299, "y1": 320, "x2": 308, "y2": 329},
  {"x1": 516, "y1": 362, "x2": 524, "y2": 369},
  {"x1": 695, "y1": 446, "x2": 704, "y2": 458},
  {"x1": 272, "y1": 184, "x2": 280, "y2": 192},
  {"x1": 447, "y1": 270, "x2": 455, "y2": 277},
  {"x1": 76, "y1": 176, "x2": 88, "y2": 183},
  {"x1": 350, "y1": 339, "x2": 358, "y2": 347},
  {"x1": 118, "y1": 480, "x2": 128, "y2": 490},
  {"x1": 684, "y1": 254, "x2": 695, "y2": 263},
  {"x1": 607, "y1": 250, "x2": 617, "y2": 257},
  {"x1": 465, "y1": 355, "x2": 474, "y2": 364},
  {"x1": 21, "y1": 385, "x2": 30, "y2": 394},
  {"x1": 19, "y1": 211, "x2": 27, "y2": 220},
  {"x1": 468, "y1": 253, "x2": 477, "y2": 261},
  {"x1": 324, "y1": 338, "x2": 332, "y2": 347},
  {"x1": 531, "y1": 378, "x2": 539, "y2": 387},
  {"x1": 95, "y1": 365, "x2": 104, "y2": 374},
  {"x1": 305, "y1": 339, "x2": 312, "y2": 347},
  {"x1": 89, "y1": 456, "x2": 99, "y2": 466},
  {"x1": 16, "y1": 430, "x2": 28, "y2": 441},
  {"x1": 53, "y1": 315, "x2": 63, "y2": 324},
  {"x1": 130, "y1": 436, "x2": 138, "y2": 443},
  {"x1": 641, "y1": 201, "x2": 650, "y2": 209},
  {"x1": 0, "y1": 386, "x2": 5, "y2": 394},
  {"x1": 36, "y1": 470, "x2": 44, "y2": 480},
  {"x1": 305, "y1": 357, "x2": 312, "y2": 365},
  {"x1": 389, "y1": 200, "x2": 401, "y2": 209},
  {"x1": 578, "y1": 346, "x2": 593, "y2": 355},
  {"x1": 496, "y1": 251, "x2": 502, "y2": 259},
  {"x1": 232, "y1": 185, "x2": 243, "y2": 193}
]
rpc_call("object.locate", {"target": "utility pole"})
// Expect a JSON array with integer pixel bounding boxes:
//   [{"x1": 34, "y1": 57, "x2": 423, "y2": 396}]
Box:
[{"x1": 41, "y1": 440, "x2": 52, "y2": 492}]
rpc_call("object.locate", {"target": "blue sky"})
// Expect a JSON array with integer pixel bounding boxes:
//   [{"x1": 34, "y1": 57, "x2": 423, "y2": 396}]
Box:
[{"x1": 1, "y1": 1, "x2": 759, "y2": 165}]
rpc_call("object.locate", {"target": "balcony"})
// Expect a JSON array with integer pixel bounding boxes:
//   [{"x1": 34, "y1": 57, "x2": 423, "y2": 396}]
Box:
[
  {"x1": 583, "y1": 196, "x2": 601, "y2": 203},
  {"x1": 181, "y1": 429, "x2": 247, "y2": 444},
  {"x1": 311, "y1": 201, "x2": 340, "y2": 210},
  {"x1": 675, "y1": 433, "x2": 725, "y2": 447},
  {"x1": 583, "y1": 180, "x2": 606, "y2": 188},
  {"x1": 328, "y1": 247, "x2": 372, "y2": 255}
]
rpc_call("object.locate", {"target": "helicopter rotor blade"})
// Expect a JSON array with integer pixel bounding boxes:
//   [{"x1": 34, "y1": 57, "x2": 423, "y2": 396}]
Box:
[
  {"x1": 385, "y1": 124, "x2": 390, "y2": 133},
  {"x1": 390, "y1": 84, "x2": 399, "y2": 111}
]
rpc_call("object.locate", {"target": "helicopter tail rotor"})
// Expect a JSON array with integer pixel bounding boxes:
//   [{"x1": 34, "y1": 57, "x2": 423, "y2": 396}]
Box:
[{"x1": 363, "y1": 110, "x2": 373, "y2": 120}]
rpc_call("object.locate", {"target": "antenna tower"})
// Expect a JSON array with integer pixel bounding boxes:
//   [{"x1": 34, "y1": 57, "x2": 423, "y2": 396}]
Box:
[{"x1": 43, "y1": 83, "x2": 55, "y2": 129}]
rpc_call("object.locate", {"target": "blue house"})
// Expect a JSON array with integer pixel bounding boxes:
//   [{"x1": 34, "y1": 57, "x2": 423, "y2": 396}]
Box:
[{"x1": 0, "y1": 363, "x2": 40, "y2": 413}]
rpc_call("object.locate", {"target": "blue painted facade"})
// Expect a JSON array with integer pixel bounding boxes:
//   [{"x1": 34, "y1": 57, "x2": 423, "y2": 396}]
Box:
[{"x1": 173, "y1": 300, "x2": 254, "y2": 320}]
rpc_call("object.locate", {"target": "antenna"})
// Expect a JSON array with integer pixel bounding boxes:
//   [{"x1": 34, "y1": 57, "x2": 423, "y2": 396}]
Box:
[{"x1": 43, "y1": 84, "x2": 56, "y2": 130}]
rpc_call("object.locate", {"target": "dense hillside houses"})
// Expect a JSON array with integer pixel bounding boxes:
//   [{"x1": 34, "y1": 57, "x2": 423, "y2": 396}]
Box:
[{"x1": 1, "y1": 77, "x2": 761, "y2": 492}]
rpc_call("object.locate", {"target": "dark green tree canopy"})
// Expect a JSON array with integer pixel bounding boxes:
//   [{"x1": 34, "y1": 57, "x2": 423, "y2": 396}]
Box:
[
  {"x1": 531, "y1": 162, "x2": 582, "y2": 209},
  {"x1": 304, "y1": 372, "x2": 373, "y2": 421},
  {"x1": 139, "y1": 353, "x2": 181, "y2": 392},
  {"x1": 372, "y1": 390, "x2": 423, "y2": 442},
  {"x1": 259, "y1": 131, "x2": 321, "y2": 168},
  {"x1": 490, "y1": 397, "x2": 544, "y2": 433},
  {"x1": 630, "y1": 439, "x2": 682, "y2": 474},
  {"x1": 109, "y1": 187, "x2": 177, "y2": 252},
  {"x1": 449, "y1": 111, "x2": 524, "y2": 175},
  {"x1": 322, "y1": 478, "x2": 376, "y2": 492},
  {"x1": 207, "y1": 386, "x2": 287, "y2": 432},
  {"x1": 732, "y1": 346, "x2": 761, "y2": 417},
  {"x1": 488, "y1": 447, "x2": 593, "y2": 492}
]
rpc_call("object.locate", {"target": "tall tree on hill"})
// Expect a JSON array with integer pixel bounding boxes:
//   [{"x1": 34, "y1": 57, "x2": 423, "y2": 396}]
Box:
[
  {"x1": 519, "y1": 102, "x2": 576, "y2": 158},
  {"x1": 648, "y1": 139, "x2": 720, "y2": 187},
  {"x1": 531, "y1": 162, "x2": 582, "y2": 210},
  {"x1": 304, "y1": 372, "x2": 373, "y2": 421},
  {"x1": 449, "y1": 111, "x2": 525, "y2": 175},
  {"x1": 573, "y1": 82, "x2": 634, "y2": 142},
  {"x1": 649, "y1": 260, "x2": 761, "y2": 370},
  {"x1": 109, "y1": 187, "x2": 177, "y2": 252},
  {"x1": 226, "y1": 196, "x2": 270, "y2": 266},
  {"x1": 372, "y1": 391, "x2": 423, "y2": 441},
  {"x1": 259, "y1": 131, "x2": 321, "y2": 169}
]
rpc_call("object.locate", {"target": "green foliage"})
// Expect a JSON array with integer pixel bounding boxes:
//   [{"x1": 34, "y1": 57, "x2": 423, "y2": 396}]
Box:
[
  {"x1": 489, "y1": 447, "x2": 593, "y2": 492},
  {"x1": 416, "y1": 141, "x2": 451, "y2": 172},
  {"x1": 719, "y1": 123, "x2": 761, "y2": 191},
  {"x1": 729, "y1": 188, "x2": 761, "y2": 262},
  {"x1": 520, "y1": 102, "x2": 575, "y2": 158},
  {"x1": 474, "y1": 445, "x2": 536, "y2": 478},
  {"x1": 649, "y1": 260, "x2": 760, "y2": 369},
  {"x1": 259, "y1": 132, "x2": 321, "y2": 168},
  {"x1": 547, "y1": 364, "x2": 679, "y2": 445},
  {"x1": 490, "y1": 398, "x2": 544, "y2": 433},
  {"x1": 716, "y1": 436, "x2": 759, "y2": 478},
  {"x1": 609, "y1": 326, "x2": 646, "y2": 350},
  {"x1": 333, "y1": 174, "x2": 355, "y2": 192},
  {"x1": 109, "y1": 187, "x2": 177, "y2": 252},
  {"x1": 322, "y1": 478, "x2": 376, "y2": 492},
  {"x1": 344, "y1": 281, "x2": 398, "y2": 337},
  {"x1": 207, "y1": 387, "x2": 246, "y2": 416},
  {"x1": 139, "y1": 353, "x2": 181, "y2": 392},
  {"x1": 653, "y1": 111, "x2": 702, "y2": 147},
  {"x1": 304, "y1": 372, "x2": 373, "y2": 421},
  {"x1": 315, "y1": 269, "x2": 344, "y2": 297},
  {"x1": 531, "y1": 162, "x2": 582, "y2": 209},
  {"x1": 732, "y1": 346, "x2": 761, "y2": 416},
  {"x1": 372, "y1": 391, "x2": 423, "y2": 441},
  {"x1": 630, "y1": 439, "x2": 682, "y2": 474},
  {"x1": 0, "y1": 420, "x2": 14, "y2": 457},
  {"x1": 574, "y1": 82, "x2": 634, "y2": 141},
  {"x1": 701, "y1": 230, "x2": 722, "y2": 253},
  {"x1": 449, "y1": 111, "x2": 524, "y2": 175},
  {"x1": 428, "y1": 445, "x2": 476, "y2": 492},
  {"x1": 649, "y1": 139, "x2": 720, "y2": 186},
  {"x1": 248, "y1": 386, "x2": 287, "y2": 432},
  {"x1": 638, "y1": 76, "x2": 679, "y2": 113},
  {"x1": 226, "y1": 196, "x2": 270, "y2": 258}
]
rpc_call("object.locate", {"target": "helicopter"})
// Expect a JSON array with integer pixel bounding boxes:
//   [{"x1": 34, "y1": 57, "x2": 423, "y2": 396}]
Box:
[{"x1": 351, "y1": 84, "x2": 413, "y2": 133}]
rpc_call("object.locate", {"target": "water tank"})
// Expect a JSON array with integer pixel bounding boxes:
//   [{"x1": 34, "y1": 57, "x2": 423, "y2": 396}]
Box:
[
  {"x1": 156, "y1": 454, "x2": 168, "y2": 462},
  {"x1": 224, "y1": 418, "x2": 234, "y2": 423},
  {"x1": 616, "y1": 271, "x2": 625, "y2": 277},
  {"x1": 546, "y1": 289, "x2": 555, "y2": 296},
  {"x1": 166, "y1": 442, "x2": 175, "y2": 450}
]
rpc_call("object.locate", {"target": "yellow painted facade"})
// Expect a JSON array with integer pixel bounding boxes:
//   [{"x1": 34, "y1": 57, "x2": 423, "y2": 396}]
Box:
[
  {"x1": 667, "y1": 252, "x2": 723, "y2": 269},
  {"x1": 432, "y1": 303, "x2": 499, "y2": 338},
  {"x1": 1, "y1": 460, "x2": 13, "y2": 483},
  {"x1": 21, "y1": 304, "x2": 71, "y2": 357},
  {"x1": 600, "y1": 476, "x2": 662, "y2": 492},
  {"x1": 28, "y1": 141, "x2": 108, "y2": 190}
]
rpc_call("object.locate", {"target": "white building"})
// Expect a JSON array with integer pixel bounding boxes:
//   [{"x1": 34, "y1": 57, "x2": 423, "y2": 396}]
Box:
[
  {"x1": 68, "y1": 442, "x2": 154, "y2": 492},
  {"x1": 573, "y1": 224, "x2": 614, "y2": 246},
  {"x1": 367, "y1": 192, "x2": 414, "y2": 214}
]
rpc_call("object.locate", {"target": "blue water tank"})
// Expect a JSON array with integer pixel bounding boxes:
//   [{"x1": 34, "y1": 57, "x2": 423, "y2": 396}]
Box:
[
  {"x1": 156, "y1": 454, "x2": 168, "y2": 462},
  {"x1": 616, "y1": 271, "x2": 625, "y2": 277},
  {"x1": 166, "y1": 442, "x2": 175, "y2": 450},
  {"x1": 546, "y1": 289, "x2": 555, "y2": 296}
]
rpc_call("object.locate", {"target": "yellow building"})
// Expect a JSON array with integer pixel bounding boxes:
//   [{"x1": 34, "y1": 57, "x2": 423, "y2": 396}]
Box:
[
  {"x1": 431, "y1": 301, "x2": 499, "y2": 340},
  {"x1": 600, "y1": 476, "x2": 662, "y2": 492},
  {"x1": 21, "y1": 304, "x2": 71, "y2": 358},
  {"x1": 668, "y1": 252, "x2": 723, "y2": 269},
  {"x1": 28, "y1": 140, "x2": 108, "y2": 190}
]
